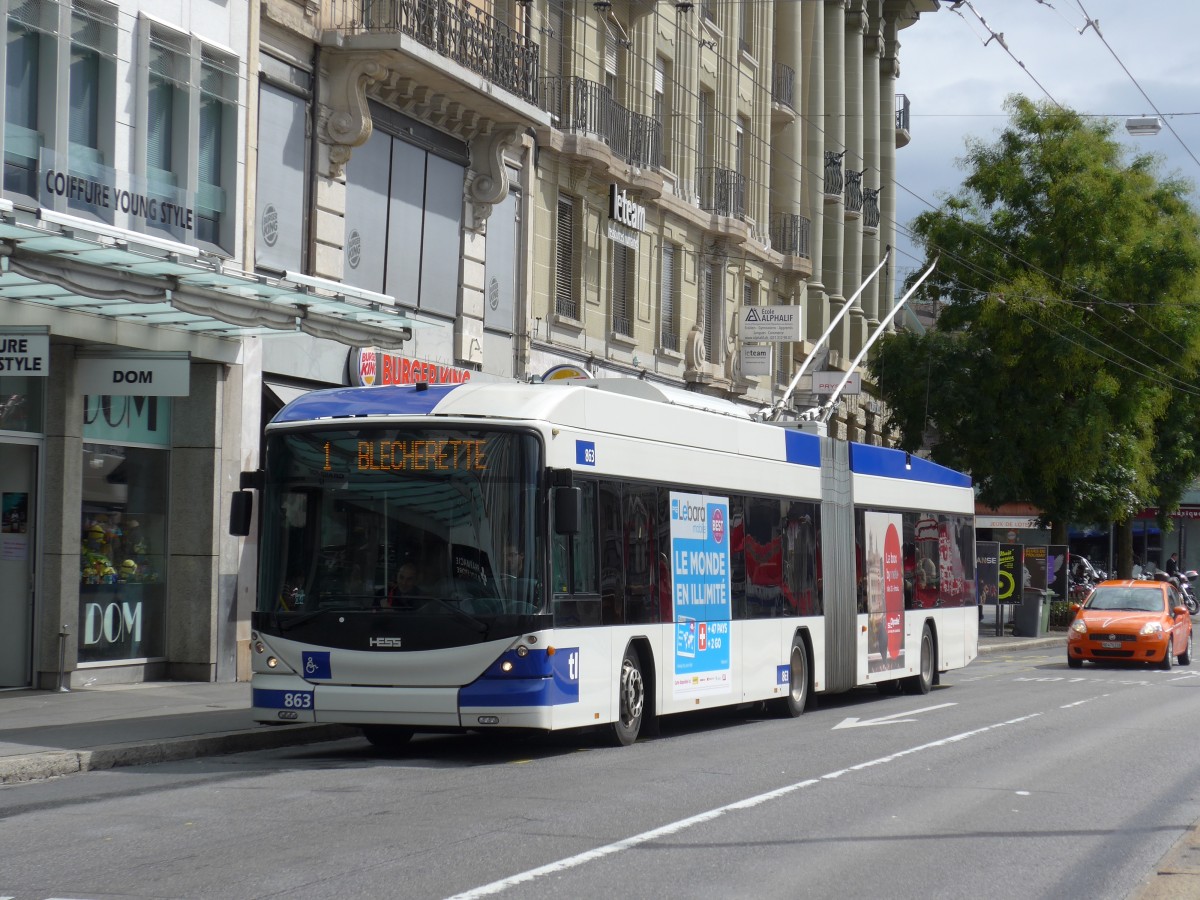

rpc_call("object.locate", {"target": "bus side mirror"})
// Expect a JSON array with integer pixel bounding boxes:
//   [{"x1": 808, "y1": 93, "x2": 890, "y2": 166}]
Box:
[
  {"x1": 229, "y1": 491, "x2": 254, "y2": 536},
  {"x1": 554, "y1": 486, "x2": 581, "y2": 535}
]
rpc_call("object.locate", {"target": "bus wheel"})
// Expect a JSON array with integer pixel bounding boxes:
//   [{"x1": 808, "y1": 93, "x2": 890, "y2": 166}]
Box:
[
  {"x1": 903, "y1": 624, "x2": 934, "y2": 695},
  {"x1": 609, "y1": 645, "x2": 645, "y2": 746},
  {"x1": 772, "y1": 637, "x2": 809, "y2": 717},
  {"x1": 361, "y1": 725, "x2": 414, "y2": 750}
]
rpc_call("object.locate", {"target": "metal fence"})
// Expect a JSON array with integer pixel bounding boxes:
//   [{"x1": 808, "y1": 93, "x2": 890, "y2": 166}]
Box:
[
  {"x1": 323, "y1": 0, "x2": 539, "y2": 104},
  {"x1": 539, "y1": 76, "x2": 661, "y2": 169},
  {"x1": 896, "y1": 93, "x2": 910, "y2": 133},
  {"x1": 772, "y1": 62, "x2": 795, "y2": 111},
  {"x1": 697, "y1": 166, "x2": 745, "y2": 219},
  {"x1": 770, "y1": 212, "x2": 811, "y2": 259}
]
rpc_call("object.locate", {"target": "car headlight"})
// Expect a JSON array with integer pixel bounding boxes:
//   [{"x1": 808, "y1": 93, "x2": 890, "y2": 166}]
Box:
[
  {"x1": 1070, "y1": 619, "x2": 1088, "y2": 634},
  {"x1": 1140, "y1": 621, "x2": 1164, "y2": 636}
]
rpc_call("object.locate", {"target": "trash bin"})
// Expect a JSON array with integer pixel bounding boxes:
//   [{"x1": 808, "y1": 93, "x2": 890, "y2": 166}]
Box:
[{"x1": 1014, "y1": 588, "x2": 1053, "y2": 636}]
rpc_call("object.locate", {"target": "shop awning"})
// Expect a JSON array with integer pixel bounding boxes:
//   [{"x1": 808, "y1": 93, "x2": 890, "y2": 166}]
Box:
[{"x1": 0, "y1": 203, "x2": 416, "y2": 349}]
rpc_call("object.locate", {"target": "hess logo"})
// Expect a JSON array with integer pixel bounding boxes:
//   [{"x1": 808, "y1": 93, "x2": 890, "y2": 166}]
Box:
[{"x1": 369, "y1": 637, "x2": 402, "y2": 648}]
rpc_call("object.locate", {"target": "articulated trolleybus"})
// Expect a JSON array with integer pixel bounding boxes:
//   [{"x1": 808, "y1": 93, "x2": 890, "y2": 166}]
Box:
[{"x1": 233, "y1": 377, "x2": 977, "y2": 748}]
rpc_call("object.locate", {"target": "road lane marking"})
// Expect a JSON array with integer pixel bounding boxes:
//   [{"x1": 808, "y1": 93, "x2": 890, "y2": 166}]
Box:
[
  {"x1": 445, "y1": 712, "x2": 1043, "y2": 899},
  {"x1": 833, "y1": 702, "x2": 957, "y2": 729}
]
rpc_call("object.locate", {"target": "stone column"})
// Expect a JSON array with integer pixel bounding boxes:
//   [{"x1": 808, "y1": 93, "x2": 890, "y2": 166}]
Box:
[
  {"x1": 37, "y1": 344, "x2": 84, "y2": 689},
  {"x1": 167, "y1": 363, "x2": 224, "y2": 682},
  {"x1": 880, "y1": 17, "x2": 901, "y2": 328},
  {"x1": 802, "y1": 0, "x2": 827, "y2": 351},
  {"x1": 862, "y1": 4, "x2": 882, "y2": 328},
  {"x1": 843, "y1": 3, "x2": 866, "y2": 355},
  {"x1": 823, "y1": 0, "x2": 848, "y2": 365}
]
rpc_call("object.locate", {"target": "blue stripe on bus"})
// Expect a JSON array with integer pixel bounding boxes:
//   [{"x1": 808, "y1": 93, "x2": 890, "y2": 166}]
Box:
[
  {"x1": 272, "y1": 384, "x2": 461, "y2": 423},
  {"x1": 849, "y1": 442, "x2": 972, "y2": 488},
  {"x1": 784, "y1": 429, "x2": 820, "y2": 467},
  {"x1": 458, "y1": 647, "x2": 580, "y2": 707}
]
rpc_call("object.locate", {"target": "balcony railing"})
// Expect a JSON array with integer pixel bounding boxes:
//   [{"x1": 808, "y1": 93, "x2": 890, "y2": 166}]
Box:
[
  {"x1": 697, "y1": 166, "x2": 746, "y2": 219},
  {"x1": 845, "y1": 169, "x2": 863, "y2": 214},
  {"x1": 772, "y1": 62, "x2": 795, "y2": 111},
  {"x1": 539, "y1": 76, "x2": 662, "y2": 169},
  {"x1": 770, "y1": 212, "x2": 811, "y2": 259},
  {"x1": 863, "y1": 188, "x2": 881, "y2": 230},
  {"x1": 324, "y1": 0, "x2": 539, "y2": 104},
  {"x1": 896, "y1": 93, "x2": 910, "y2": 133},
  {"x1": 824, "y1": 150, "x2": 845, "y2": 196}
]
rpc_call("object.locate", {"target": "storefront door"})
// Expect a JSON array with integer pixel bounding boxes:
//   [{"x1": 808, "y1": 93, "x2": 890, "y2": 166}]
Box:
[{"x1": 0, "y1": 441, "x2": 36, "y2": 687}]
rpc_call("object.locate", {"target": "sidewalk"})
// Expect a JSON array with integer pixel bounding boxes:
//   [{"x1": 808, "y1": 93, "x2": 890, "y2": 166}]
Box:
[{"x1": 0, "y1": 612, "x2": 1061, "y2": 787}]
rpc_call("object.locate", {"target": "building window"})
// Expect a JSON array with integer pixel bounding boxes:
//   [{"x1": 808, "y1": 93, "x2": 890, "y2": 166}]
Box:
[
  {"x1": 654, "y1": 56, "x2": 671, "y2": 171},
  {"x1": 342, "y1": 104, "x2": 467, "y2": 316},
  {"x1": 555, "y1": 194, "x2": 577, "y2": 319},
  {"x1": 660, "y1": 241, "x2": 680, "y2": 352},
  {"x1": 255, "y1": 56, "x2": 312, "y2": 274},
  {"x1": 196, "y1": 49, "x2": 236, "y2": 249},
  {"x1": 5, "y1": 0, "x2": 53, "y2": 198},
  {"x1": 68, "y1": 0, "x2": 117, "y2": 212},
  {"x1": 611, "y1": 243, "x2": 634, "y2": 337},
  {"x1": 739, "y1": 0, "x2": 753, "y2": 56},
  {"x1": 703, "y1": 261, "x2": 722, "y2": 364},
  {"x1": 697, "y1": 89, "x2": 714, "y2": 172},
  {"x1": 80, "y1": 394, "x2": 173, "y2": 666},
  {"x1": 775, "y1": 293, "x2": 790, "y2": 386}
]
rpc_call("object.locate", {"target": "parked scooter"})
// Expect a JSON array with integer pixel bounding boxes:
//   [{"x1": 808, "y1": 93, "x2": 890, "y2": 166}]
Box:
[{"x1": 1182, "y1": 570, "x2": 1200, "y2": 616}]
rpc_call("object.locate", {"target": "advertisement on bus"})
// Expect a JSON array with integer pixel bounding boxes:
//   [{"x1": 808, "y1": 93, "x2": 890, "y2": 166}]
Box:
[
  {"x1": 670, "y1": 491, "x2": 733, "y2": 697},
  {"x1": 865, "y1": 511, "x2": 905, "y2": 674}
]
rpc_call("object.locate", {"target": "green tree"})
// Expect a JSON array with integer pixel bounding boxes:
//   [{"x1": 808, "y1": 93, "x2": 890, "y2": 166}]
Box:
[{"x1": 870, "y1": 96, "x2": 1200, "y2": 553}]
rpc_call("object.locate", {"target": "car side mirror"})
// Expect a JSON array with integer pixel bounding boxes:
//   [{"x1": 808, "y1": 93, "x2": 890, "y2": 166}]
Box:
[{"x1": 1174, "y1": 605, "x2": 1189, "y2": 617}]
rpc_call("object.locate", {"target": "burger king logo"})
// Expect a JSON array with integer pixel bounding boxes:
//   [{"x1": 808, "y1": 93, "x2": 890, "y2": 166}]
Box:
[{"x1": 358, "y1": 349, "x2": 377, "y2": 386}]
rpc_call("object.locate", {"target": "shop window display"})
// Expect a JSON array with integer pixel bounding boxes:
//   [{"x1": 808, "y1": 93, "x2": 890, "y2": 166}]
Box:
[
  {"x1": 0, "y1": 375, "x2": 44, "y2": 433},
  {"x1": 79, "y1": 443, "x2": 168, "y2": 663}
]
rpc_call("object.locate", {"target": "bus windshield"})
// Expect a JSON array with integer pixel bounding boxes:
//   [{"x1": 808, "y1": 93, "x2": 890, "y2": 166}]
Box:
[{"x1": 258, "y1": 426, "x2": 544, "y2": 620}]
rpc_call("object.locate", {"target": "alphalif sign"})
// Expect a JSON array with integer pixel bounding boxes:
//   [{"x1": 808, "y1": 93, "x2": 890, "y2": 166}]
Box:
[{"x1": 741, "y1": 305, "x2": 802, "y2": 341}]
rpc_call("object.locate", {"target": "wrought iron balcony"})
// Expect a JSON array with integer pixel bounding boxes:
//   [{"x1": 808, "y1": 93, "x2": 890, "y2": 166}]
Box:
[
  {"x1": 845, "y1": 169, "x2": 863, "y2": 214},
  {"x1": 824, "y1": 150, "x2": 845, "y2": 197},
  {"x1": 697, "y1": 167, "x2": 746, "y2": 219},
  {"x1": 770, "y1": 212, "x2": 811, "y2": 259},
  {"x1": 539, "y1": 76, "x2": 662, "y2": 169},
  {"x1": 863, "y1": 188, "x2": 881, "y2": 230},
  {"x1": 772, "y1": 62, "x2": 795, "y2": 111},
  {"x1": 324, "y1": 0, "x2": 539, "y2": 104},
  {"x1": 896, "y1": 93, "x2": 911, "y2": 133}
]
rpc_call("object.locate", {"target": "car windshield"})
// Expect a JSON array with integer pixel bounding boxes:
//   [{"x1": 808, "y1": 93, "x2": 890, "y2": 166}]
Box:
[
  {"x1": 1085, "y1": 586, "x2": 1165, "y2": 613},
  {"x1": 257, "y1": 425, "x2": 545, "y2": 618}
]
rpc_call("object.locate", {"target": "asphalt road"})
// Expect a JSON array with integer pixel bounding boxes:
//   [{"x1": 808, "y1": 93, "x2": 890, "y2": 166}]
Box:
[{"x1": 2, "y1": 645, "x2": 1199, "y2": 900}]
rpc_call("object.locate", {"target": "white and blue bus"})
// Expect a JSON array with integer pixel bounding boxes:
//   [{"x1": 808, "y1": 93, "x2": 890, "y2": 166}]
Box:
[{"x1": 232, "y1": 377, "x2": 977, "y2": 747}]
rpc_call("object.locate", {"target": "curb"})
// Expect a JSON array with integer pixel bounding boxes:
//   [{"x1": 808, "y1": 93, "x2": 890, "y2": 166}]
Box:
[
  {"x1": 0, "y1": 723, "x2": 356, "y2": 786},
  {"x1": 978, "y1": 637, "x2": 1064, "y2": 654}
]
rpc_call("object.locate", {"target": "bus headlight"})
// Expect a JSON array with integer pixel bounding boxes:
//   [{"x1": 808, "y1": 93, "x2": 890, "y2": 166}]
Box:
[
  {"x1": 501, "y1": 660, "x2": 514, "y2": 672},
  {"x1": 254, "y1": 641, "x2": 266, "y2": 654},
  {"x1": 515, "y1": 644, "x2": 529, "y2": 657},
  {"x1": 267, "y1": 656, "x2": 279, "y2": 668}
]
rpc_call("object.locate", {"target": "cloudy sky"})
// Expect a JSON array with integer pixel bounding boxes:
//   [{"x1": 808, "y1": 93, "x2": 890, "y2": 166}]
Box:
[{"x1": 891, "y1": 0, "x2": 1200, "y2": 282}]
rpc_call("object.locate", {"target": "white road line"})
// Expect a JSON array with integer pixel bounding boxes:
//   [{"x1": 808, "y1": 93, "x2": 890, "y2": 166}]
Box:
[{"x1": 445, "y1": 712, "x2": 1043, "y2": 900}]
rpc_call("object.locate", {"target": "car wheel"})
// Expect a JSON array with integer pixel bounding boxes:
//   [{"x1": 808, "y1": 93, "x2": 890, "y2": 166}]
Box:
[
  {"x1": 1180, "y1": 631, "x2": 1194, "y2": 667},
  {"x1": 771, "y1": 637, "x2": 810, "y2": 717},
  {"x1": 361, "y1": 725, "x2": 414, "y2": 750},
  {"x1": 609, "y1": 644, "x2": 644, "y2": 746},
  {"x1": 903, "y1": 624, "x2": 934, "y2": 695},
  {"x1": 1067, "y1": 655, "x2": 1083, "y2": 669},
  {"x1": 1160, "y1": 639, "x2": 1174, "y2": 671}
]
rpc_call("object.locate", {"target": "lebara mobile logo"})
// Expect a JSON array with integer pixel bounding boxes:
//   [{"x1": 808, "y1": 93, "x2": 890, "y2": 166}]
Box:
[
  {"x1": 358, "y1": 349, "x2": 377, "y2": 386},
  {"x1": 711, "y1": 507, "x2": 725, "y2": 545},
  {"x1": 671, "y1": 499, "x2": 707, "y2": 523}
]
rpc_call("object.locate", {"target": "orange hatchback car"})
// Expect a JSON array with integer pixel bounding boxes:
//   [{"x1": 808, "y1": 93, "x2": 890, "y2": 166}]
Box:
[{"x1": 1067, "y1": 579, "x2": 1193, "y2": 669}]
